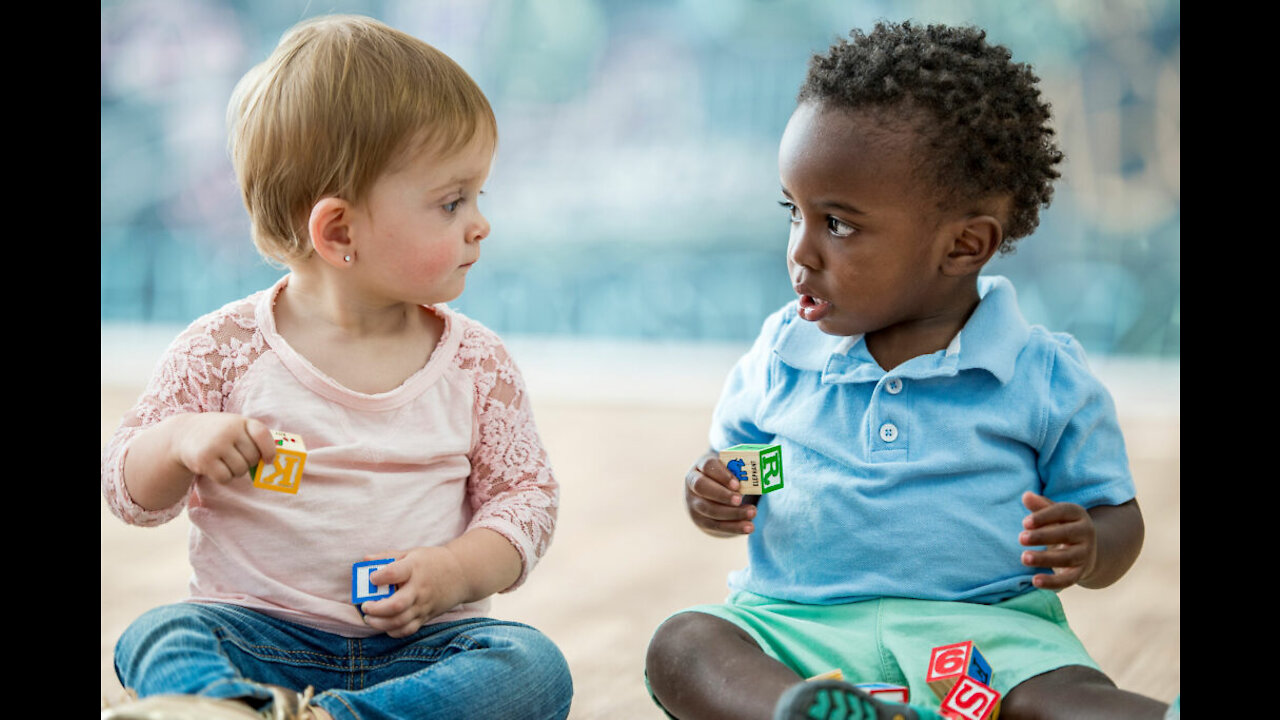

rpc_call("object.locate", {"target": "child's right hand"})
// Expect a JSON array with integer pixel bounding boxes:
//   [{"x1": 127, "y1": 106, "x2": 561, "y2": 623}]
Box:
[
  {"x1": 123, "y1": 412, "x2": 278, "y2": 512},
  {"x1": 168, "y1": 412, "x2": 277, "y2": 484},
  {"x1": 685, "y1": 449, "x2": 757, "y2": 537}
]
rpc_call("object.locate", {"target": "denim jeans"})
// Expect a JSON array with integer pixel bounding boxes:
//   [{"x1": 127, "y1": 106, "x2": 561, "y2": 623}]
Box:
[{"x1": 114, "y1": 602, "x2": 573, "y2": 720}]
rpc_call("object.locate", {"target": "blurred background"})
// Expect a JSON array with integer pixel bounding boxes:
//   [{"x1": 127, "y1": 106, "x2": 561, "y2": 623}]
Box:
[
  {"x1": 101, "y1": 0, "x2": 1178, "y2": 359},
  {"x1": 101, "y1": 2, "x2": 1179, "y2": 715}
]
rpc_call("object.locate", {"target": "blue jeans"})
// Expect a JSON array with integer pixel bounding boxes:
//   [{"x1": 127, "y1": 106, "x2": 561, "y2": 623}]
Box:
[{"x1": 114, "y1": 602, "x2": 573, "y2": 720}]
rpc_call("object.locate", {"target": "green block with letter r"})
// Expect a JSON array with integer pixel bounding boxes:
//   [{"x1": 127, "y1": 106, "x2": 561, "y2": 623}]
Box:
[{"x1": 718, "y1": 443, "x2": 784, "y2": 494}]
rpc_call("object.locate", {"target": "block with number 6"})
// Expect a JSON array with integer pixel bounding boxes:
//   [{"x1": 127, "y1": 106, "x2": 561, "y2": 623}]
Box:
[{"x1": 927, "y1": 640, "x2": 993, "y2": 700}]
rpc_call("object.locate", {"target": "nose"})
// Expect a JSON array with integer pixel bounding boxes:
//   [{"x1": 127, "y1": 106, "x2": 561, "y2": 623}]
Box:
[
  {"x1": 469, "y1": 211, "x2": 490, "y2": 243},
  {"x1": 787, "y1": 220, "x2": 821, "y2": 272}
]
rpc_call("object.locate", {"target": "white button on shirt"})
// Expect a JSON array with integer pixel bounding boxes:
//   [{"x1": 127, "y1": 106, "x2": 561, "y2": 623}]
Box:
[
  {"x1": 885, "y1": 378, "x2": 903, "y2": 394},
  {"x1": 879, "y1": 423, "x2": 899, "y2": 442}
]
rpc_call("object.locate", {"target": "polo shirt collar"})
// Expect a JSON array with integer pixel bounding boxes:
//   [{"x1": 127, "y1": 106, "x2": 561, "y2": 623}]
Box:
[{"x1": 772, "y1": 275, "x2": 1030, "y2": 384}]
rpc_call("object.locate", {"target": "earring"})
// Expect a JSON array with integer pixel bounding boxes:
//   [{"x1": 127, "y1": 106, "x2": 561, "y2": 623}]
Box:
[{"x1": 344, "y1": 255, "x2": 351, "y2": 263}]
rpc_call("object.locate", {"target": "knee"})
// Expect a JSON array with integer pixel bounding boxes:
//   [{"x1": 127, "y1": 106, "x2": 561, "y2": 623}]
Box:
[
  {"x1": 114, "y1": 603, "x2": 220, "y2": 689},
  {"x1": 1001, "y1": 665, "x2": 1117, "y2": 719},
  {"x1": 501, "y1": 626, "x2": 574, "y2": 718},
  {"x1": 115, "y1": 604, "x2": 208, "y2": 660},
  {"x1": 645, "y1": 612, "x2": 737, "y2": 697}
]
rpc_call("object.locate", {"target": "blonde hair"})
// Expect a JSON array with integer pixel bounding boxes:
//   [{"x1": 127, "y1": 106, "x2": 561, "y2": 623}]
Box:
[{"x1": 227, "y1": 14, "x2": 497, "y2": 264}]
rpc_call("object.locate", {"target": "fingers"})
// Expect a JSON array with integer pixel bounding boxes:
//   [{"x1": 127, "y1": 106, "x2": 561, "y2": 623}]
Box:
[
  {"x1": 1029, "y1": 567, "x2": 1083, "y2": 590},
  {"x1": 1022, "y1": 492, "x2": 1088, "y2": 529},
  {"x1": 244, "y1": 418, "x2": 277, "y2": 467},
  {"x1": 686, "y1": 457, "x2": 756, "y2": 535},
  {"x1": 357, "y1": 559, "x2": 410, "y2": 628},
  {"x1": 1020, "y1": 517, "x2": 1089, "y2": 549},
  {"x1": 179, "y1": 414, "x2": 279, "y2": 484},
  {"x1": 1022, "y1": 537, "x2": 1089, "y2": 566},
  {"x1": 686, "y1": 464, "x2": 743, "y2": 508},
  {"x1": 694, "y1": 454, "x2": 739, "y2": 494},
  {"x1": 1020, "y1": 490, "x2": 1054, "y2": 516},
  {"x1": 185, "y1": 440, "x2": 252, "y2": 484},
  {"x1": 360, "y1": 591, "x2": 423, "y2": 638},
  {"x1": 1022, "y1": 542, "x2": 1090, "y2": 590},
  {"x1": 1019, "y1": 494, "x2": 1096, "y2": 590},
  {"x1": 368, "y1": 556, "x2": 409, "y2": 587},
  {"x1": 358, "y1": 556, "x2": 436, "y2": 638}
]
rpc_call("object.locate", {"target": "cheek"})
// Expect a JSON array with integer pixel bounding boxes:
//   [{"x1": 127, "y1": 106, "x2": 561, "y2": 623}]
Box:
[{"x1": 406, "y1": 252, "x2": 457, "y2": 279}]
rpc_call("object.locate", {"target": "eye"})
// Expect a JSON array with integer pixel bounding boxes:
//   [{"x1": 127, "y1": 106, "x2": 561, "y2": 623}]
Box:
[
  {"x1": 827, "y1": 216, "x2": 856, "y2": 237},
  {"x1": 443, "y1": 199, "x2": 462, "y2": 213},
  {"x1": 777, "y1": 200, "x2": 800, "y2": 223}
]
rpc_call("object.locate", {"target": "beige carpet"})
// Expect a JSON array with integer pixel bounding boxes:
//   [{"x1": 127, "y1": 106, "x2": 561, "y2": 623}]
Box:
[{"x1": 101, "y1": 368, "x2": 1179, "y2": 717}]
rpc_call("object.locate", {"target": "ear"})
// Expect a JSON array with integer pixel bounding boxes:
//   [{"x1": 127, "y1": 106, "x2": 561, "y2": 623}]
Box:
[
  {"x1": 307, "y1": 197, "x2": 355, "y2": 267},
  {"x1": 941, "y1": 214, "x2": 1003, "y2": 276}
]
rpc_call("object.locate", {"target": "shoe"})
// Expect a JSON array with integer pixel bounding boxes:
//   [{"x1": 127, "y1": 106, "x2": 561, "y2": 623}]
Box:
[
  {"x1": 102, "y1": 685, "x2": 322, "y2": 720},
  {"x1": 101, "y1": 694, "x2": 266, "y2": 720},
  {"x1": 773, "y1": 679, "x2": 937, "y2": 720}
]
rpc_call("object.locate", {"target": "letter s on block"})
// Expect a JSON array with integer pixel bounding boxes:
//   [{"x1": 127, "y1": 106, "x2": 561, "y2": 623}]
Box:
[{"x1": 942, "y1": 676, "x2": 1000, "y2": 720}]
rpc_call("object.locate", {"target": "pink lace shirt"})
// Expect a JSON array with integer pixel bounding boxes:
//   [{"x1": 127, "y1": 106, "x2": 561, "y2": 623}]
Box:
[{"x1": 101, "y1": 275, "x2": 558, "y2": 637}]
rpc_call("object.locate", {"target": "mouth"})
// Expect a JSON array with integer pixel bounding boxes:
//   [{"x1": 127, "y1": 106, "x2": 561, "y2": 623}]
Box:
[{"x1": 794, "y1": 284, "x2": 833, "y2": 322}]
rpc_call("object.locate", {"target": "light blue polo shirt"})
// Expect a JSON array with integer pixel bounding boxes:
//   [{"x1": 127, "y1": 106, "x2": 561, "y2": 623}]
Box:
[{"x1": 710, "y1": 275, "x2": 1135, "y2": 605}]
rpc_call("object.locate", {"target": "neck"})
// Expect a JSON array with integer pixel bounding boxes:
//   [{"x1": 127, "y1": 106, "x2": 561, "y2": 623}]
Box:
[
  {"x1": 865, "y1": 281, "x2": 980, "y2": 371},
  {"x1": 278, "y1": 267, "x2": 419, "y2": 339}
]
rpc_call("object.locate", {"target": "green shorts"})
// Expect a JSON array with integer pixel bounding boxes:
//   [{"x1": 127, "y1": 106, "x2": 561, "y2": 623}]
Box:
[{"x1": 673, "y1": 589, "x2": 1098, "y2": 708}]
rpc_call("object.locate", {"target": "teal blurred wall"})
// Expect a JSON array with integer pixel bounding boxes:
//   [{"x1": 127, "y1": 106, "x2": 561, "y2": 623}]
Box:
[{"x1": 101, "y1": 0, "x2": 1179, "y2": 357}]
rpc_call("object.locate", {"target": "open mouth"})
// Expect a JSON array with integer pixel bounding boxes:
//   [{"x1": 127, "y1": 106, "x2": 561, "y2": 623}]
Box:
[{"x1": 795, "y1": 288, "x2": 833, "y2": 322}]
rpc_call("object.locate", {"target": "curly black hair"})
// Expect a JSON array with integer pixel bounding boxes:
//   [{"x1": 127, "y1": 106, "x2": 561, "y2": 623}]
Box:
[{"x1": 798, "y1": 21, "x2": 1063, "y2": 250}]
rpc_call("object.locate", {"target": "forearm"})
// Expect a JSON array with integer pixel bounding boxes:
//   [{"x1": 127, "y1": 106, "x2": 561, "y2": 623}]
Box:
[
  {"x1": 444, "y1": 527, "x2": 523, "y2": 602},
  {"x1": 121, "y1": 414, "x2": 198, "y2": 512},
  {"x1": 1081, "y1": 498, "x2": 1145, "y2": 588}
]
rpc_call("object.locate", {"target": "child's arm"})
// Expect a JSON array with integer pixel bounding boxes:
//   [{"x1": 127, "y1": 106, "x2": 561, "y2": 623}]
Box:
[
  {"x1": 355, "y1": 322, "x2": 559, "y2": 637},
  {"x1": 103, "y1": 297, "x2": 274, "y2": 524},
  {"x1": 358, "y1": 529, "x2": 521, "y2": 638},
  {"x1": 685, "y1": 448, "x2": 758, "y2": 537},
  {"x1": 122, "y1": 412, "x2": 278, "y2": 511},
  {"x1": 1018, "y1": 491, "x2": 1145, "y2": 590}
]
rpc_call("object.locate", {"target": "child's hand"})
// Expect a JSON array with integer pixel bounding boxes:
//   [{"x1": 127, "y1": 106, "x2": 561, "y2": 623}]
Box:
[
  {"x1": 359, "y1": 547, "x2": 469, "y2": 638},
  {"x1": 1018, "y1": 491, "x2": 1098, "y2": 590},
  {"x1": 685, "y1": 449, "x2": 757, "y2": 537},
  {"x1": 171, "y1": 413, "x2": 276, "y2": 484}
]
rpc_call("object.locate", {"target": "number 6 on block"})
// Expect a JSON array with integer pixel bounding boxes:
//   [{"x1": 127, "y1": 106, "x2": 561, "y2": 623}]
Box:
[{"x1": 927, "y1": 640, "x2": 993, "y2": 700}]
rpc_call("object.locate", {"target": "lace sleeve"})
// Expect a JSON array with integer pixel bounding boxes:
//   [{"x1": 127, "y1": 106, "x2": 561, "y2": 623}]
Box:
[
  {"x1": 456, "y1": 320, "x2": 559, "y2": 592},
  {"x1": 101, "y1": 298, "x2": 267, "y2": 526}
]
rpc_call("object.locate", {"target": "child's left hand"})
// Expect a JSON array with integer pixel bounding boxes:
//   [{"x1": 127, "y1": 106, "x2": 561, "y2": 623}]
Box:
[
  {"x1": 358, "y1": 547, "x2": 469, "y2": 638},
  {"x1": 1018, "y1": 491, "x2": 1097, "y2": 590}
]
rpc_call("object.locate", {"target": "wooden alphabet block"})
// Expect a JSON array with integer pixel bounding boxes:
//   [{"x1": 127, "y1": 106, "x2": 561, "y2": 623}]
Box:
[
  {"x1": 939, "y1": 675, "x2": 1001, "y2": 720},
  {"x1": 351, "y1": 559, "x2": 396, "y2": 604},
  {"x1": 718, "y1": 443, "x2": 784, "y2": 494},
  {"x1": 854, "y1": 682, "x2": 909, "y2": 704},
  {"x1": 251, "y1": 430, "x2": 307, "y2": 494},
  {"x1": 927, "y1": 641, "x2": 993, "y2": 700}
]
